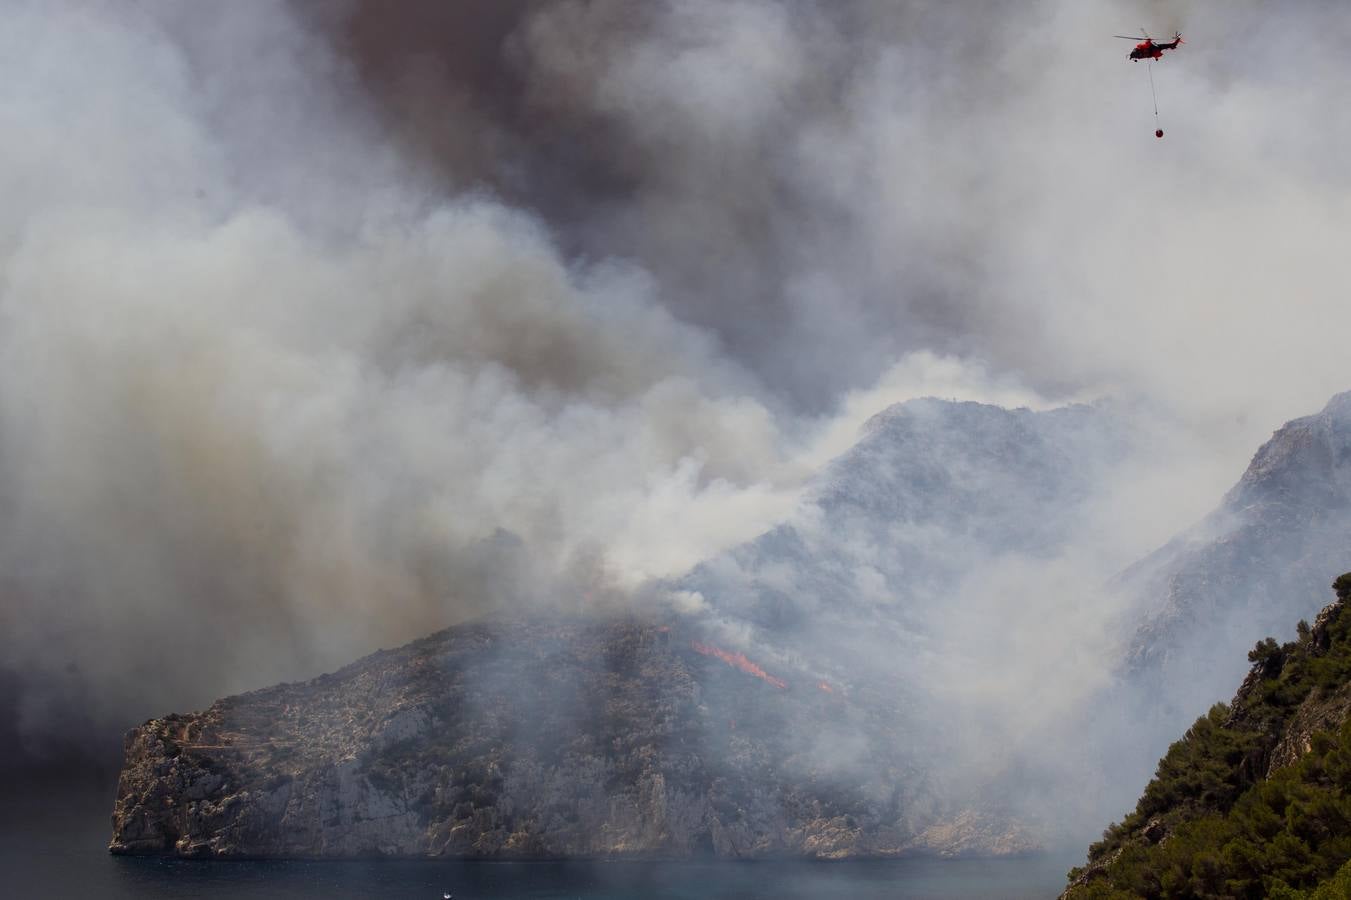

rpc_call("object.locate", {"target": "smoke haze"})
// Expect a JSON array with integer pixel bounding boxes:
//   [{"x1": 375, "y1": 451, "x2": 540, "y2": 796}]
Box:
[{"x1": 2, "y1": 0, "x2": 1349, "y2": 841}]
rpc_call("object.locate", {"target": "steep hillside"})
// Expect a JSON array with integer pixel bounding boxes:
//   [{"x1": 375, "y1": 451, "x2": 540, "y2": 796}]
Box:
[
  {"x1": 110, "y1": 617, "x2": 1033, "y2": 859},
  {"x1": 1124, "y1": 392, "x2": 1351, "y2": 721},
  {"x1": 680, "y1": 398, "x2": 1128, "y2": 829},
  {"x1": 1065, "y1": 574, "x2": 1351, "y2": 899},
  {"x1": 681, "y1": 398, "x2": 1121, "y2": 710},
  {"x1": 687, "y1": 398, "x2": 1117, "y2": 629}
]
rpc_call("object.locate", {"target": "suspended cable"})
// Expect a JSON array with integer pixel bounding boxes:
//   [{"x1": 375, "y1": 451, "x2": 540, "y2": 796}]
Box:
[{"x1": 1149, "y1": 61, "x2": 1163, "y2": 138}]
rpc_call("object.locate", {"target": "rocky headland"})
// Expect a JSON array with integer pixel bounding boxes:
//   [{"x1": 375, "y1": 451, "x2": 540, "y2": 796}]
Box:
[{"x1": 110, "y1": 617, "x2": 1034, "y2": 859}]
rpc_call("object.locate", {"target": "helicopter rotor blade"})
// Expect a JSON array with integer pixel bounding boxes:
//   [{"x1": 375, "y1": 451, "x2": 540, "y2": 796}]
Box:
[{"x1": 1113, "y1": 35, "x2": 1142, "y2": 39}]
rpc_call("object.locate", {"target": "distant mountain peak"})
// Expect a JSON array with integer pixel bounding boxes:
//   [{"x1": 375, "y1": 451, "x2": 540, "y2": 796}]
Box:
[
  {"x1": 1229, "y1": 390, "x2": 1351, "y2": 509},
  {"x1": 1124, "y1": 388, "x2": 1351, "y2": 724}
]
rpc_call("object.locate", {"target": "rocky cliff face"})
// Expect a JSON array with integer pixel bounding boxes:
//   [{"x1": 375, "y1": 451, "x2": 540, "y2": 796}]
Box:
[
  {"x1": 111, "y1": 618, "x2": 1036, "y2": 859},
  {"x1": 1123, "y1": 392, "x2": 1351, "y2": 721}
]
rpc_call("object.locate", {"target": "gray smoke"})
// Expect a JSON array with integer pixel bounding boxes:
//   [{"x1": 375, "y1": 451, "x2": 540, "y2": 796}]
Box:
[{"x1": 1, "y1": 0, "x2": 1348, "y2": 846}]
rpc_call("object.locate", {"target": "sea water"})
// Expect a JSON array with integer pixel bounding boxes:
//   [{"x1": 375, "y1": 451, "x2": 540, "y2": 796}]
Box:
[{"x1": 3, "y1": 782, "x2": 1079, "y2": 898}]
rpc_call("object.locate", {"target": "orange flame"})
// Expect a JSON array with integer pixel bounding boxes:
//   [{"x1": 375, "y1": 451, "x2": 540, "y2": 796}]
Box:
[
  {"x1": 691, "y1": 641, "x2": 787, "y2": 689},
  {"x1": 818, "y1": 681, "x2": 834, "y2": 694}
]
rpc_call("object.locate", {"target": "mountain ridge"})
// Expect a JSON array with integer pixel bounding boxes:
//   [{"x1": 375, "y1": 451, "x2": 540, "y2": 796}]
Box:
[{"x1": 1123, "y1": 391, "x2": 1351, "y2": 723}]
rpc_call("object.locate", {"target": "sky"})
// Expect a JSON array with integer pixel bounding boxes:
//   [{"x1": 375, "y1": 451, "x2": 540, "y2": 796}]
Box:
[{"x1": 1, "y1": 0, "x2": 1349, "y2": 786}]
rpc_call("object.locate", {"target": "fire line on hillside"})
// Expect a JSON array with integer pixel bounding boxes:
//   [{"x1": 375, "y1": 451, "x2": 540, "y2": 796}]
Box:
[{"x1": 690, "y1": 641, "x2": 788, "y2": 690}]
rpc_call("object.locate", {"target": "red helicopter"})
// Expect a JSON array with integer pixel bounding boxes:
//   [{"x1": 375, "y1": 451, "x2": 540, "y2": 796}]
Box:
[
  {"x1": 1115, "y1": 29, "x2": 1185, "y2": 137},
  {"x1": 1115, "y1": 29, "x2": 1184, "y2": 61}
]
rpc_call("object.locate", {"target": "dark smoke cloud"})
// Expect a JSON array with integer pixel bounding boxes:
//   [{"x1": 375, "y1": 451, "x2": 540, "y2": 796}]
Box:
[
  {"x1": 299, "y1": 0, "x2": 1351, "y2": 420},
  {"x1": 296, "y1": 0, "x2": 1044, "y2": 408}
]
